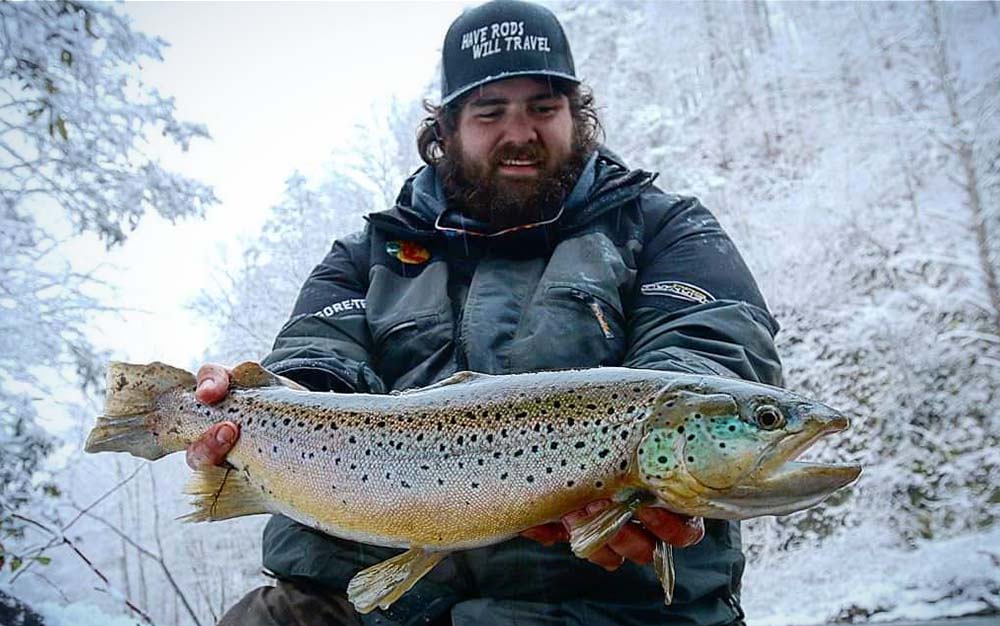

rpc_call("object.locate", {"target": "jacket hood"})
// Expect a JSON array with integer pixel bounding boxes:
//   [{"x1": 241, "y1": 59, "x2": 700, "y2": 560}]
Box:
[{"x1": 365, "y1": 146, "x2": 656, "y2": 241}]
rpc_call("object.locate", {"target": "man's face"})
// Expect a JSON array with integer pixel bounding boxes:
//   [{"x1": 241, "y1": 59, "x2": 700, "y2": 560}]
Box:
[{"x1": 442, "y1": 77, "x2": 582, "y2": 231}]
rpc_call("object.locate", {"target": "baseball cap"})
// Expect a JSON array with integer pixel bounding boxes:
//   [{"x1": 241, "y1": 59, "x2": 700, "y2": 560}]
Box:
[{"x1": 440, "y1": 0, "x2": 579, "y2": 105}]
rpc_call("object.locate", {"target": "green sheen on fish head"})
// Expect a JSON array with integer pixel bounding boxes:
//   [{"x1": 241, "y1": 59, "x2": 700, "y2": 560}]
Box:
[{"x1": 635, "y1": 376, "x2": 861, "y2": 520}]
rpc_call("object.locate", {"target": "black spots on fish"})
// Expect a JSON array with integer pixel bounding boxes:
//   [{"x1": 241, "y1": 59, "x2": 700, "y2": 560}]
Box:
[
  {"x1": 470, "y1": 433, "x2": 478, "y2": 443},
  {"x1": 560, "y1": 459, "x2": 568, "y2": 467},
  {"x1": 288, "y1": 437, "x2": 294, "y2": 444},
  {"x1": 567, "y1": 480, "x2": 575, "y2": 487},
  {"x1": 486, "y1": 433, "x2": 494, "y2": 443},
  {"x1": 416, "y1": 433, "x2": 425, "y2": 442},
  {"x1": 477, "y1": 458, "x2": 485, "y2": 466},
  {"x1": 611, "y1": 393, "x2": 619, "y2": 400},
  {"x1": 439, "y1": 443, "x2": 447, "y2": 453},
  {"x1": 598, "y1": 449, "x2": 610, "y2": 459},
  {"x1": 437, "y1": 478, "x2": 444, "y2": 486},
  {"x1": 350, "y1": 463, "x2": 357, "y2": 470},
  {"x1": 545, "y1": 466, "x2": 553, "y2": 474},
  {"x1": 365, "y1": 449, "x2": 372, "y2": 457},
  {"x1": 574, "y1": 442, "x2": 585, "y2": 449},
  {"x1": 657, "y1": 455, "x2": 668, "y2": 464},
  {"x1": 458, "y1": 461, "x2": 464, "y2": 469},
  {"x1": 729, "y1": 425, "x2": 736, "y2": 432},
  {"x1": 601, "y1": 426, "x2": 609, "y2": 435},
  {"x1": 400, "y1": 479, "x2": 412, "y2": 489},
  {"x1": 687, "y1": 456, "x2": 694, "y2": 463},
  {"x1": 694, "y1": 413, "x2": 702, "y2": 420},
  {"x1": 553, "y1": 400, "x2": 561, "y2": 409},
  {"x1": 227, "y1": 407, "x2": 239, "y2": 415},
  {"x1": 687, "y1": 434, "x2": 696, "y2": 441},
  {"x1": 619, "y1": 459, "x2": 629, "y2": 471},
  {"x1": 312, "y1": 423, "x2": 323, "y2": 432},
  {"x1": 550, "y1": 442, "x2": 559, "y2": 450},
  {"x1": 586, "y1": 403, "x2": 597, "y2": 410},
  {"x1": 719, "y1": 442, "x2": 727, "y2": 449},
  {"x1": 256, "y1": 446, "x2": 263, "y2": 455},
  {"x1": 567, "y1": 417, "x2": 576, "y2": 427},
  {"x1": 283, "y1": 418, "x2": 291, "y2": 426},
  {"x1": 620, "y1": 429, "x2": 630, "y2": 441},
  {"x1": 632, "y1": 387, "x2": 642, "y2": 395},
  {"x1": 456, "y1": 435, "x2": 465, "y2": 445},
  {"x1": 515, "y1": 411, "x2": 528, "y2": 419},
  {"x1": 493, "y1": 451, "x2": 502, "y2": 459},
  {"x1": 595, "y1": 481, "x2": 604, "y2": 489},
  {"x1": 362, "y1": 474, "x2": 369, "y2": 482},
  {"x1": 677, "y1": 425, "x2": 685, "y2": 435},
  {"x1": 348, "y1": 435, "x2": 357, "y2": 444},
  {"x1": 546, "y1": 424, "x2": 555, "y2": 434},
  {"x1": 500, "y1": 472, "x2": 508, "y2": 480},
  {"x1": 501, "y1": 428, "x2": 509, "y2": 438},
  {"x1": 470, "y1": 482, "x2": 479, "y2": 489},
  {"x1": 329, "y1": 422, "x2": 339, "y2": 431},
  {"x1": 465, "y1": 411, "x2": 475, "y2": 420},
  {"x1": 532, "y1": 423, "x2": 541, "y2": 433},
  {"x1": 297, "y1": 421, "x2": 304, "y2": 429},
  {"x1": 513, "y1": 449, "x2": 524, "y2": 458},
  {"x1": 639, "y1": 447, "x2": 646, "y2": 456},
  {"x1": 531, "y1": 444, "x2": 539, "y2": 453},
  {"x1": 526, "y1": 475, "x2": 535, "y2": 483},
  {"x1": 272, "y1": 445, "x2": 277, "y2": 453},
  {"x1": 578, "y1": 463, "x2": 586, "y2": 471}
]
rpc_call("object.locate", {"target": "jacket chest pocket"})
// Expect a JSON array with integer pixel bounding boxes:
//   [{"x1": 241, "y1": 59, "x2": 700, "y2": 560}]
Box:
[
  {"x1": 513, "y1": 283, "x2": 627, "y2": 370},
  {"x1": 370, "y1": 312, "x2": 453, "y2": 391}
]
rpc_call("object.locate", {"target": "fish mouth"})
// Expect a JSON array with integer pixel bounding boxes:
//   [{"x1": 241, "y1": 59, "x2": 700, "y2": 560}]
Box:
[{"x1": 710, "y1": 411, "x2": 862, "y2": 518}]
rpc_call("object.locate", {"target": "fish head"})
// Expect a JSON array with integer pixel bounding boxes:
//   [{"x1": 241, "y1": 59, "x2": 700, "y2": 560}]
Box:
[{"x1": 635, "y1": 376, "x2": 861, "y2": 520}]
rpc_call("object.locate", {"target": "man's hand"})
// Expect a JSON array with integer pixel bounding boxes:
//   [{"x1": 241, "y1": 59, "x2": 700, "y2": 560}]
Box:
[
  {"x1": 520, "y1": 500, "x2": 705, "y2": 571},
  {"x1": 185, "y1": 363, "x2": 240, "y2": 470}
]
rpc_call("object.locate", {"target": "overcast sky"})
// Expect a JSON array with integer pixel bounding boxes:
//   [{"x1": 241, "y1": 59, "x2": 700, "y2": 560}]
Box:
[{"x1": 82, "y1": 2, "x2": 468, "y2": 372}]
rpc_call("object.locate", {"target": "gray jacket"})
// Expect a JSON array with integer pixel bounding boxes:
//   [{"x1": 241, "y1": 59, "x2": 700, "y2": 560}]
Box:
[{"x1": 259, "y1": 149, "x2": 782, "y2": 626}]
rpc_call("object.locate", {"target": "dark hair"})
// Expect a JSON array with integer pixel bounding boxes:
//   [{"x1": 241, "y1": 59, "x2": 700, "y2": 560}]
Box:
[{"x1": 416, "y1": 80, "x2": 602, "y2": 166}]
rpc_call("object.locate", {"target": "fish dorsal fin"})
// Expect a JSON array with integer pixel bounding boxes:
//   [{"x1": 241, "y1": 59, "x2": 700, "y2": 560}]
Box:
[
  {"x1": 230, "y1": 362, "x2": 305, "y2": 390},
  {"x1": 649, "y1": 388, "x2": 738, "y2": 429}
]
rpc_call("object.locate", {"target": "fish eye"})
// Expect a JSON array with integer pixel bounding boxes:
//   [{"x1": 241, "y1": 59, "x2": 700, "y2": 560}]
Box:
[{"x1": 753, "y1": 405, "x2": 785, "y2": 430}]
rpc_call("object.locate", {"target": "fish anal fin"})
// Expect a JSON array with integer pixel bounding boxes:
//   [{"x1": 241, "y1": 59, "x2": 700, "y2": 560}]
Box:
[
  {"x1": 347, "y1": 548, "x2": 447, "y2": 613},
  {"x1": 230, "y1": 362, "x2": 305, "y2": 390},
  {"x1": 180, "y1": 466, "x2": 271, "y2": 522},
  {"x1": 569, "y1": 491, "x2": 655, "y2": 558},
  {"x1": 654, "y1": 540, "x2": 676, "y2": 605},
  {"x1": 650, "y1": 388, "x2": 738, "y2": 429}
]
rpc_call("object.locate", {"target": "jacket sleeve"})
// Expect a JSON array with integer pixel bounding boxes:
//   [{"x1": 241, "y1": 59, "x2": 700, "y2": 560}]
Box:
[
  {"x1": 260, "y1": 228, "x2": 386, "y2": 394},
  {"x1": 624, "y1": 194, "x2": 783, "y2": 386}
]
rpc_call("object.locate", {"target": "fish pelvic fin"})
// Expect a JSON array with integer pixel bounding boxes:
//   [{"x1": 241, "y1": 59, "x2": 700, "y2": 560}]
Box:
[
  {"x1": 347, "y1": 548, "x2": 447, "y2": 614},
  {"x1": 180, "y1": 465, "x2": 270, "y2": 522},
  {"x1": 85, "y1": 362, "x2": 196, "y2": 460}
]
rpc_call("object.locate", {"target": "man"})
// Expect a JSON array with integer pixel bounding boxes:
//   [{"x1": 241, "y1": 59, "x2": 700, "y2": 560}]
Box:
[{"x1": 189, "y1": 1, "x2": 782, "y2": 624}]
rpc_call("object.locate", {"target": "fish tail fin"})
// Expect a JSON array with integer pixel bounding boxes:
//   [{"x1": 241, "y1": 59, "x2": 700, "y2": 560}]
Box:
[
  {"x1": 180, "y1": 465, "x2": 271, "y2": 522},
  {"x1": 84, "y1": 361, "x2": 196, "y2": 460}
]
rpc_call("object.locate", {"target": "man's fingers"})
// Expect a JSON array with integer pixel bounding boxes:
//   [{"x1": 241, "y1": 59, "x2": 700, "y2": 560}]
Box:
[
  {"x1": 634, "y1": 508, "x2": 705, "y2": 547},
  {"x1": 607, "y1": 522, "x2": 656, "y2": 565},
  {"x1": 185, "y1": 422, "x2": 239, "y2": 470},
  {"x1": 196, "y1": 363, "x2": 231, "y2": 404},
  {"x1": 587, "y1": 545, "x2": 626, "y2": 571},
  {"x1": 519, "y1": 523, "x2": 569, "y2": 546}
]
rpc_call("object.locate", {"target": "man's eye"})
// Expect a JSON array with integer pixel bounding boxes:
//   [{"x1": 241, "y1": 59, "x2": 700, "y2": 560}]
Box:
[
  {"x1": 533, "y1": 104, "x2": 559, "y2": 115},
  {"x1": 477, "y1": 110, "x2": 501, "y2": 120}
]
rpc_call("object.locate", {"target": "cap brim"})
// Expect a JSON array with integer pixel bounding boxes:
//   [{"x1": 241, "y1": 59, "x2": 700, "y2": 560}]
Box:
[{"x1": 441, "y1": 70, "x2": 581, "y2": 106}]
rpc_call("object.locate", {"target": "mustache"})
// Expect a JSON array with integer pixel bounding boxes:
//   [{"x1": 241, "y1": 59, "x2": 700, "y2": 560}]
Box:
[{"x1": 490, "y1": 142, "x2": 547, "y2": 167}]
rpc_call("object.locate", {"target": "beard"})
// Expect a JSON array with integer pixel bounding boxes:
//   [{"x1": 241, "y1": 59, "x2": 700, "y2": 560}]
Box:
[{"x1": 439, "y1": 132, "x2": 590, "y2": 232}]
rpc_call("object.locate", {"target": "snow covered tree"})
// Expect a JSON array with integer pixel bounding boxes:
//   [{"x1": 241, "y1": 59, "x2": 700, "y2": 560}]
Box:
[{"x1": 0, "y1": 0, "x2": 215, "y2": 569}]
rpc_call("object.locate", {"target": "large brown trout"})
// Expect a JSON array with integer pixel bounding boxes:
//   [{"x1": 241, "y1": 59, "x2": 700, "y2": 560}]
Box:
[{"x1": 85, "y1": 361, "x2": 861, "y2": 612}]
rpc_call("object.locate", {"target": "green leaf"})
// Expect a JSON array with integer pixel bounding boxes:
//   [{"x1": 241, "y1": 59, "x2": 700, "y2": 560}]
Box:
[
  {"x1": 10, "y1": 556, "x2": 23, "y2": 572},
  {"x1": 34, "y1": 556, "x2": 51, "y2": 566}
]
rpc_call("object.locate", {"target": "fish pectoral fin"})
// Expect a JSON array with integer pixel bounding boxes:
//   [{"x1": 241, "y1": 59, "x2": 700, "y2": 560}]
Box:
[
  {"x1": 653, "y1": 540, "x2": 676, "y2": 605},
  {"x1": 347, "y1": 548, "x2": 447, "y2": 614},
  {"x1": 230, "y1": 362, "x2": 306, "y2": 390},
  {"x1": 569, "y1": 491, "x2": 655, "y2": 558},
  {"x1": 650, "y1": 388, "x2": 739, "y2": 429},
  {"x1": 179, "y1": 466, "x2": 271, "y2": 522}
]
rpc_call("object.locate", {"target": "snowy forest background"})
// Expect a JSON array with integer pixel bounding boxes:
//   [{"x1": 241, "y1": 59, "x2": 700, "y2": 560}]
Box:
[{"x1": 2, "y1": 1, "x2": 999, "y2": 625}]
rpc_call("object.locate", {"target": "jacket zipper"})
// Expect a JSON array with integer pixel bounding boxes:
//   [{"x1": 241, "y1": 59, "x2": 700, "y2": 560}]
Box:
[{"x1": 571, "y1": 290, "x2": 615, "y2": 340}]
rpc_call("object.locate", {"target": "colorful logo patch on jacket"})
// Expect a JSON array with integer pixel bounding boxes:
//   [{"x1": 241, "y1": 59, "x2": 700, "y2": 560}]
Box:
[
  {"x1": 640, "y1": 281, "x2": 716, "y2": 304},
  {"x1": 386, "y1": 240, "x2": 431, "y2": 265}
]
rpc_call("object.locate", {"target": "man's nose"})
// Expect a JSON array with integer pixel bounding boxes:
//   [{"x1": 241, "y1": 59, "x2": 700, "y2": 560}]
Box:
[{"x1": 502, "y1": 110, "x2": 539, "y2": 145}]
